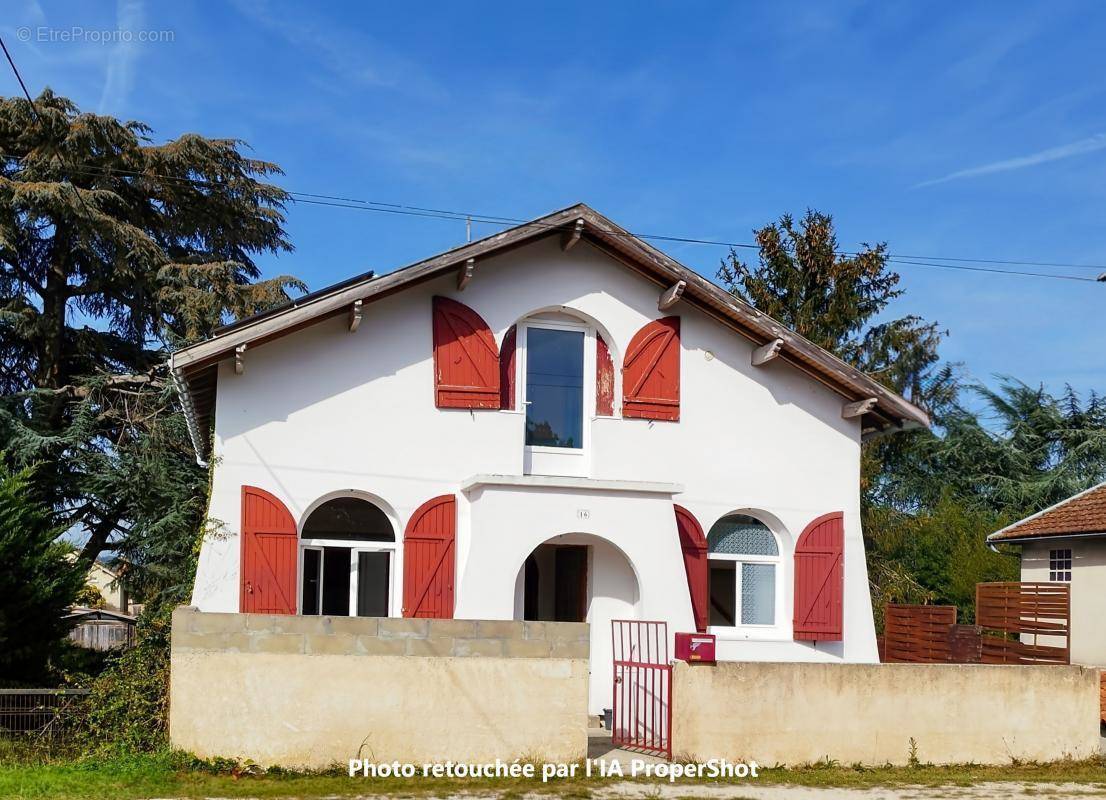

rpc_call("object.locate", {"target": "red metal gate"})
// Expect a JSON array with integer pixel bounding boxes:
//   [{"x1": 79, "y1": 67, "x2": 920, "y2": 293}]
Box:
[{"x1": 611, "y1": 619, "x2": 672, "y2": 759}]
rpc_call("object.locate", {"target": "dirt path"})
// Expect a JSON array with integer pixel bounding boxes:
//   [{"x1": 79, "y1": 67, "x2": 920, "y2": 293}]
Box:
[{"x1": 592, "y1": 783, "x2": 1106, "y2": 799}]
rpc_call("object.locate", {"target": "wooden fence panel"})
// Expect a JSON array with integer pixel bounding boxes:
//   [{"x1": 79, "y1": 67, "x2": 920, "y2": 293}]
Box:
[
  {"x1": 1100, "y1": 672, "x2": 1105, "y2": 725},
  {"x1": 976, "y1": 582, "x2": 1069, "y2": 665},
  {"x1": 883, "y1": 604, "x2": 957, "y2": 663}
]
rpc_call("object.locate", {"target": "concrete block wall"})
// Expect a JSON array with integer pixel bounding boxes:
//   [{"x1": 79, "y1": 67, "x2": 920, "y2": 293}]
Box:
[
  {"x1": 171, "y1": 607, "x2": 590, "y2": 659},
  {"x1": 170, "y1": 607, "x2": 589, "y2": 768},
  {"x1": 671, "y1": 661, "x2": 1102, "y2": 766}
]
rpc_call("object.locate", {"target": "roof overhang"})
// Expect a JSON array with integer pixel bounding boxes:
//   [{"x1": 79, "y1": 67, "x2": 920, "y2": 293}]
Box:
[
  {"x1": 987, "y1": 480, "x2": 1106, "y2": 543},
  {"x1": 172, "y1": 203, "x2": 930, "y2": 463}
]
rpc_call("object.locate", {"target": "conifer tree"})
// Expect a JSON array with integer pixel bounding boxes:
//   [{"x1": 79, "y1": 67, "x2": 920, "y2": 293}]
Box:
[{"x1": 0, "y1": 90, "x2": 304, "y2": 587}]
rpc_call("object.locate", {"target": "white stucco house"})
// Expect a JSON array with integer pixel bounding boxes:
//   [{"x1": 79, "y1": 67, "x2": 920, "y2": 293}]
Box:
[{"x1": 172, "y1": 203, "x2": 928, "y2": 714}]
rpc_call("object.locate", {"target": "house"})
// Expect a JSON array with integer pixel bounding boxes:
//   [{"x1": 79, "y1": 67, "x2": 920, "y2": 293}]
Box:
[
  {"x1": 82, "y1": 560, "x2": 131, "y2": 613},
  {"x1": 987, "y1": 481, "x2": 1106, "y2": 667},
  {"x1": 171, "y1": 203, "x2": 928, "y2": 715},
  {"x1": 67, "y1": 560, "x2": 137, "y2": 650}
]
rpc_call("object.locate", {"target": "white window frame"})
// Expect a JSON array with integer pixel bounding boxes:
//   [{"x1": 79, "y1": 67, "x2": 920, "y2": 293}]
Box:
[
  {"x1": 518, "y1": 318, "x2": 595, "y2": 477},
  {"x1": 706, "y1": 522, "x2": 785, "y2": 638},
  {"x1": 298, "y1": 539, "x2": 398, "y2": 617},
  {"x1": 1048, "y1": 548, "x2": 1072, "y2": 583}
]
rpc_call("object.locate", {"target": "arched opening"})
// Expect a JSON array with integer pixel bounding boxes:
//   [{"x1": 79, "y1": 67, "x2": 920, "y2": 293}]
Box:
[
  {"x1": 512, "y1": 533, "x2": 640, "y2": 714},
  {"x1": 706, "y1": 513, "x2": 781, "y2": 630},
  {"x1": 300, "y1": 497, "x2": 396, "y2": 618}
]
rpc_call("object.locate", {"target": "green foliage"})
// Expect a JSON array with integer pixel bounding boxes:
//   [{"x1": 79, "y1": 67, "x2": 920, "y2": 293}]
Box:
[
  {"x1": 890, "y1": 379, "x2": 1106, "y2": 515},
  {"x1": 864, "y1": 494, "x2": 1016, "y2": 626},
  {"x1": 80, "y1": 610, "x2": 172, "y2": 755},
  {"x1": 0, "y1": 462, "x2": 85, "y2": 684},
  {"x1": 0, "y1": 89, "x2": 304, "y2": 584},
  {"x1": 718, "y1": 209, "x2": 950, "y2": 413}
]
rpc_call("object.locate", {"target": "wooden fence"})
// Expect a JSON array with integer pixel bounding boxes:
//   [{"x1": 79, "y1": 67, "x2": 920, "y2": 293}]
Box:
[
  {"x1": 883, "y1": 582, "x2": 1070, "y2": 666},
  {"x1": 976, "y1": 582, "x2": 1070, "y2": 665}
]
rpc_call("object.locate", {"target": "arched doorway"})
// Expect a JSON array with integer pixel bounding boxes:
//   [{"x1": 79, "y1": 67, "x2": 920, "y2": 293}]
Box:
[
  {"x1": 512, "y1": 533, "x2": 640, "y2": 715},
  {"x1": 299, "y1": 496, "x2": 396, "y2": 618}
]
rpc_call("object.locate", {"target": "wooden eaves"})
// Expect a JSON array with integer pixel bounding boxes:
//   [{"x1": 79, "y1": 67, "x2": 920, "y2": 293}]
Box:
[{"x1": 171, "y1": 203, "x2": 930, "y2": 463}]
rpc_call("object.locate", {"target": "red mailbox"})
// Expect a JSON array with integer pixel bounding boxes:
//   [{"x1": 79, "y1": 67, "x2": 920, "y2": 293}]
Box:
[{"x1": 674, "y1": 632, "x2": 716, "y2": 664}]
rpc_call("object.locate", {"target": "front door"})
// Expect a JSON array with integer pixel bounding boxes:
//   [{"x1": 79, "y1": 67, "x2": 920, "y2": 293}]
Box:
[{"x1": 554, "y1": 545, "x2": 589, "y2": 622}]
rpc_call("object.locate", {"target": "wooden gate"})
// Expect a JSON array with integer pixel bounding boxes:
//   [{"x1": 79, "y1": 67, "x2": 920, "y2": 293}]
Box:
[{"x1": 611, "y1": 619, "x2": 672, "y2": 760}]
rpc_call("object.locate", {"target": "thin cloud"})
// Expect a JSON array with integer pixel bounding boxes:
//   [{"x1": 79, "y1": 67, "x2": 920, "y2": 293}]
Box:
[
  {"x1": 916, "y1": 133, "x2": 1106, "y2": 188},
  {"x1": 98, "y1": 0, "x2": 144, "y2": 113}
]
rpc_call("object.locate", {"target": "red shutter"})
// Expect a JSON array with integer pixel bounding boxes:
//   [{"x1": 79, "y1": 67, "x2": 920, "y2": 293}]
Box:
[
  {"x1": 499, "y1": 324, "x2": 517, "y2": 410},
  {"x1": 432, "y1": 296, "x2": 500, "y2": 409},
  {"x1": 596, "y1": 332, "x2": 615, "y2": 416},
  {"x1": 403, "y1": 495, "x2": 456, "y2": 618},
  {"x1": 674, "y1": 505, "x2": 708, "y2": 633},
  {"x1": 240, "y1": 486, "x2": 298, "y2": 615},
  {"x1": 622, "y1": 316, "x2": 680, "y2": 421},
  {"x1": 793, "y1": 512, "x2": 844, "y2": 641}
]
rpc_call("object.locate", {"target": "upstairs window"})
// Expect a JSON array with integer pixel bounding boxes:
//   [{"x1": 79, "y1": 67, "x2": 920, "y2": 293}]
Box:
[
  {"x1": 707, "y1": 514, "x2": 779, "y2": 628},
  {"x1": 525, "y1": 327, "x2": 585, "y2": 449},
  {"x1": 300, "y1": 497, "x2": 395, "y2": 618},
  {"x1": 1049, "y1": 548, "x2": 1072, "y2": 582}
]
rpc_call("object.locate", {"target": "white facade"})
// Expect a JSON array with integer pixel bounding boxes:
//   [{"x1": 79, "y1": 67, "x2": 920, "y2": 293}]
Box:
[{"x1": 191, "y1": 236, "x2": 880, "y2": 713}]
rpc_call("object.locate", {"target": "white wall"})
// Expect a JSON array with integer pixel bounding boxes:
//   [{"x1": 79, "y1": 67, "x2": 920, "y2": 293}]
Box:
[
  {"x1": 193, "y1": 235, "x2": 878, "y2": 702},
  {"x1": 1021, "y1": 537, "x2": 1106, "y2": 666}
]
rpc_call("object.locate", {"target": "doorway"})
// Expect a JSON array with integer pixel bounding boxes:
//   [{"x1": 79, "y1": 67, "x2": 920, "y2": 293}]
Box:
[{"x1": 522, "y1": 544, "x2": 589, "y2": 623}]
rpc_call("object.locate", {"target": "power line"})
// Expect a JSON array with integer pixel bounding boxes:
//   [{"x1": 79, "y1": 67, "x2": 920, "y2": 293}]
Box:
[
  {"x1": 0, "y1": 35, "x2": 98, "y2": 225},
  {"x1": 0, "y1": 124, "x2": 1103, "y2": 283}
]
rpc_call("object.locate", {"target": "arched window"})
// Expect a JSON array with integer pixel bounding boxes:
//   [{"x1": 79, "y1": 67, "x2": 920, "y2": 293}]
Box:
[
  {"x1": 707, "y1": 514, "x2": 779, "y2": 628},
  {"x1": 300, "y1": 497, "x2": 395, "y2": 618}
]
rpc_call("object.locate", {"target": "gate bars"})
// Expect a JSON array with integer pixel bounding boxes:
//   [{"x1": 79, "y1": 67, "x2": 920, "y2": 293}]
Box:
[{"x1": 611, "y1": 619, "x2": 672, "y2": 759}]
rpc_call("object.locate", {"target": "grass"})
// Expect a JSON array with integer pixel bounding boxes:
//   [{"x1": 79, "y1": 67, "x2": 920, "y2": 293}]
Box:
[{"x1": 1, "y1": 746, "x2": 1105, "y2": 799}]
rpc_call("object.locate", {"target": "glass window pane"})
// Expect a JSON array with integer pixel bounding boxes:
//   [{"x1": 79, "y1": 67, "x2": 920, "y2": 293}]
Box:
[
  {"x1": 303, "y1": 498, "x2": 394, "y2": 542},
  {"x1": 301, "y1": 549, "x2": 320, "y2": 615},
  {"x1": 356, "y1": 552, "x2": 390, "y2": 617},
  {"x1": 741, "y1": 563, "x2": 775, "y2": 625},
  {"x1": 525, "y1": 328, "x2": 584, "y2": 449},
  {"x1": 709, "y1": 561, "x2": 736, "y2": 626},
  {"x1": 321, "y1": 546, "x2": 352, "y2": 616},
  {"x1": 708, "y1": 515, "x2": 778, "y2": 556}
]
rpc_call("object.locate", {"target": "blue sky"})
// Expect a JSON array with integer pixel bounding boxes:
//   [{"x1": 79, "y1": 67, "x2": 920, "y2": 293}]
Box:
[{"x1": 7, "y1": 0, "x2": 1106, "y2": 401}]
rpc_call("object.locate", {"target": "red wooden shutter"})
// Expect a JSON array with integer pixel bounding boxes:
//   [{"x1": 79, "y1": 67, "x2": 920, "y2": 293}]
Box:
[
  {"x1": 403, "y1": 495, "x2": 456, "y2": 618},
  {"x1": 432, "y1": 296, "x2": 500, "y2": 409},
  {"x1": 622, "y1": 316, "x2": 680, "y2": 421},
  {"x1": 240, "y1": 486, "x2": 298, "y2": 615},
  {"x1": 499, "y1": 324, "x2": 517, "y2": 410},
  {"x1": 793, "y1": 512, "x2": 844, "y2": 641},
  {"x1": 674, "y1": 505, "x2": 708, "y2": 633},
  {"x1": 596, "y1": 332, "x2": 615, "y2": 416}
]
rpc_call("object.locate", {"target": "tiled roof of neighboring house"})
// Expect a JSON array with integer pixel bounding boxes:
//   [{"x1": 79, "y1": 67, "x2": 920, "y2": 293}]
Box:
[{"x1": 988, "y1": 481, "x2": 1106, "y2": 542}]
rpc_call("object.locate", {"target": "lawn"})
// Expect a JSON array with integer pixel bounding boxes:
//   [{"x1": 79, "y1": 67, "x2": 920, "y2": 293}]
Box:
[{"x1": 2, "y1": 748, "x2": 1106, "y2": 800}]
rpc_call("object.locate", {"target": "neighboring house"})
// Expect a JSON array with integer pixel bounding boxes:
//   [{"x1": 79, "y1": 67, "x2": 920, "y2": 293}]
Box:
[
  {"x1": 67, "y1": 560, "x2": 137, "y2": 651},
  {"x1": 171, "y1": 203, "x2": 927, "y2": 714},
  {"x1": 987, "y1": 481, "x2": 1106, "y2": 667},
  {"x1": 84, "y1": 560, "x2": 130, "y2": 613}
]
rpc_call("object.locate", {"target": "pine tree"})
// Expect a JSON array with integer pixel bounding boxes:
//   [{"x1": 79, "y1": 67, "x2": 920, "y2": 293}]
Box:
[{"x1": 0, "y1": 90, "x2": 304, "y2": 586}]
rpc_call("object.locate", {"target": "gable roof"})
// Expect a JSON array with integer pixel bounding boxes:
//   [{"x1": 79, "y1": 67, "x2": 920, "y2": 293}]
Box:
[
  {"x1": 171, "y1": 203, "x2": 929, "y2": 462},
  {"x1": 987, "y1": 481, "x2": 1106, "y2": 543}
]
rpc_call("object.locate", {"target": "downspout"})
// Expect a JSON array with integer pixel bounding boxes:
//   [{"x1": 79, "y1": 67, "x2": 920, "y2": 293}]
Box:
[{"x1": 170, "y1": 351, "x2": 209, "y2": 468}]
